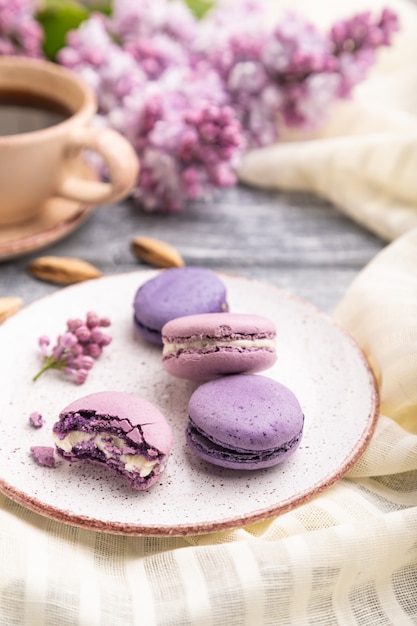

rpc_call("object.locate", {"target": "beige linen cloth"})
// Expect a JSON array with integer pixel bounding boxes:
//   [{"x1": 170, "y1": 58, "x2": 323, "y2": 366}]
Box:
[{"x1": 1, "y1": 1, "x2": 417, "y2": 625}]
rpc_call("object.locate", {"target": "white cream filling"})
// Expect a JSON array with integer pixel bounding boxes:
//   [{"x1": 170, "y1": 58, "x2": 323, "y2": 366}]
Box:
[
  {"x1": 53, "y1": 431, "x2": 158, "y2": 477},
  {"x1": 163, "y1": 337, "x2": 276, "y2": 356}
]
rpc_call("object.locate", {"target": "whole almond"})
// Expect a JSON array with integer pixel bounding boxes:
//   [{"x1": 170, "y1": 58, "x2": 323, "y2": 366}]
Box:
[
  {"x1": 28, "y1": 256, "x2": 102, "y2": 285},
  {"x1": 0, "y1": 297, "x2": 23, "y2": 323},
  {"x1": 131, "y1": 236, "x2": 185, "y2": 268}
]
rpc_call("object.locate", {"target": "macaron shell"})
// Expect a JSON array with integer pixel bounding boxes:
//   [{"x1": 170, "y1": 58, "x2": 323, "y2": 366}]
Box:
[
  {"x1": 59, "y1": 391, "x2": 173, "y2": 454},
  {"x1": 162, "y1": 312, "x2": 277, "y2": 339},
  {"x1": 133, "y1": 317, "x2": 164, "y2": 346},
  {"x1": 186, "y1": 375, "x2": 304, "y2": 469},
  {"x1": 163, "y1": 349, "x2": 277, "y2": 381},
  {"x1": 133, "y1": 268, "x2": 228, "y2": 344},
  {"x1": 186, "y1": 427, "x2": 302, "y2": 470}
]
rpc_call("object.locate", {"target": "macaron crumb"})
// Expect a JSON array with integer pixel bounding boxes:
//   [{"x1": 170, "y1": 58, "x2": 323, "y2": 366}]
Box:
[
  {"x1": 29, "y1": 411, "x2": 44, "y2": 429},
  {"x1": 30, "y1": 446, "x2": 56, "y2": 468}
]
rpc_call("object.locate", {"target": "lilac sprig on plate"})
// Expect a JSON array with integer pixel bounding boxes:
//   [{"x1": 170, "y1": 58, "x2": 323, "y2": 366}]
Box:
[
  {"x1": 55, "y1": 0, "x2": 398, "y2": 212},
  {"x1": 33, "y1": 311, "x2": 112, "y2": 384}
]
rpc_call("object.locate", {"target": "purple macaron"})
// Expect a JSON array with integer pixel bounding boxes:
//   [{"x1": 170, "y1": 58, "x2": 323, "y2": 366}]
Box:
[
  {"x1": 162, "y1": 312, "x2": 277, "y2": 381},
  {"x1": 53, "y1": 391, "x2": 174, "y2": 490},
  {"x1": 186, "y1": 375, "x2": 304, "y2": 470},
  {"x1": 133, "y1": 267, "x2": 228, "y2": 345}
]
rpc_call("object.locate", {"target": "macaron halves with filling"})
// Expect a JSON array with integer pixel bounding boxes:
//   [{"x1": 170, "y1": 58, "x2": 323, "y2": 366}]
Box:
[
  {"x1": 162, "y1": 312, "x2": 277, "y2": 381},
  {"x1": 133, "y1": 267, "x2": 228, "y2": 345},
  {"x1": 53, "y1": 391, "x2": 174, "y2": 490},
  {"x1": 186, "y1": 375, "x2": 304, "y2": 470}
]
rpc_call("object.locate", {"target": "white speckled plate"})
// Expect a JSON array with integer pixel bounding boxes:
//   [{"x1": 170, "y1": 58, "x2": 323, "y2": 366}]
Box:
[{"x1": 0, "y1": 271, "x2": 379, "y2": 536}]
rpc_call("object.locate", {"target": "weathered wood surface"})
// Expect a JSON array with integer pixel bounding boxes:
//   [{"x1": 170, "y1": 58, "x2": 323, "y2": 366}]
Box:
[{"x1": 0, "y1": 184, "x2": 385, "y2": 314}]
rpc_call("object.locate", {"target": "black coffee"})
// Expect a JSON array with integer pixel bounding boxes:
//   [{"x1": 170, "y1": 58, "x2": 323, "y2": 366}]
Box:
[{"x1": 0, "y1": 91, "x2": 73, "y2": 136}]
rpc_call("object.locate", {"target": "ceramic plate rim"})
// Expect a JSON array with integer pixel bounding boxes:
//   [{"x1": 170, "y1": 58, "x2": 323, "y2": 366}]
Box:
[{"x1": 0, "y1": 271, "x2": 379, "y2": 536}]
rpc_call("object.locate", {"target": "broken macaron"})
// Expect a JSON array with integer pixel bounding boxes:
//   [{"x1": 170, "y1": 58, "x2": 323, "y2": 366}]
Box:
[{"x1": 53, "y1": 391, "x2": 174, "y2": 490}]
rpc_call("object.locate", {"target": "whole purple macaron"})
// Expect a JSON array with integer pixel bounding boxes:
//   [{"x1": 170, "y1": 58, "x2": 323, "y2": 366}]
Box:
[
  {"x1": 186, "y1": 375, "x2": 304, "y2": 470},
  {"x1": 162, "y1": 312, "x2": 277, "y2": 381},
  {"x1": 53, "y1": 391, "x2": 174, "y2": 490},
  {"x1": 133, "y1": 267, "x2": 228, "y2": 345}
]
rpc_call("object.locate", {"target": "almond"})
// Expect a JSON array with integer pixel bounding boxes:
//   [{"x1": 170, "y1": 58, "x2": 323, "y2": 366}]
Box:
[
  {"x1": 131, "y1": 236, "x2": 185, "y2": 268},
  {"x1": 28, "y1": 256, "x2": 102, "y2": 285},
  {"x1": 0, "y1": 296, "x2": 23, "y2": 323}
]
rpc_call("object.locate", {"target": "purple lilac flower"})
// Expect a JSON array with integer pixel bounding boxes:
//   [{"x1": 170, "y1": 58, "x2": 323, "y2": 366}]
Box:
[
  {"x1": 0, "y1": 0, "x2": 43, "y2": 57},
  {"x1": 122, "y1": 67, "x2": 241, "y2": 211},
  {"x1": 111, "y1": 0, "x2": 197, "y2": 47},
  {"x1": 59, "y1": 14, "x2": 242, "y2": 212},
  {"x1": 198, "y1": 3, "x2": 398, "y2": 144},
  {"x1": 33, "y1": 311, "x2": 112, "y2": 384},
  {"x1": 58, "y1": 0, "x2": 399, "y2": 211},
  {"x1": 58, "y1": 14, "x2": 145, "y2": 115},
  {"x1": 192, "y1": 2, "x2": 272, "y2": 147},
  {"x1": 124, "y1": 34, "x2": 190, "y2": 80},
  {"x1": 260, "y1": 13, "x2": 339, "y2": 130},
  {"x1": 329, "y1": 8, "x2": 400, "y2": 97},
  {"x1": 135, "y1": 98, "x2": 242, "y2": 211}
]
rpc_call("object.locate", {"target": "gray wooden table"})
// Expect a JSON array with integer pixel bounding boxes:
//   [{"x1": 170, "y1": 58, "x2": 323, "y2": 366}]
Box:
[{"x1": 0, "y1": 184, "x2": 385, "y2": 314}]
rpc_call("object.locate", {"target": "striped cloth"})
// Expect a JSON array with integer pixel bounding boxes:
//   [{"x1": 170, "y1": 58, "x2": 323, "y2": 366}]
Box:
[{"x1": 1, "y1": 230, "x2": 416, "y2": 625}]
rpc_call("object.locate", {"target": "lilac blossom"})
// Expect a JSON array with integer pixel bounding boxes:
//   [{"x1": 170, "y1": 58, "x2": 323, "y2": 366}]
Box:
[
  {"x1": 134, "y1": 95, "x2": 242, "y2": 211},
  {"x1": 57, "y1": 0, "x2": 399, "y2": 211},
  {"x1": 0, "y1": 0, "x2": 43, "y2": 57},
  {"x1": 33, "y1": 311, "x2": 112, "y2": 384},
  {"x1": 126, "y1": 68, "x2": 241, "y2": 210},
  {"x1": 198, "y1": 4, "x2": 398, "y2": 143},
  {"x1": 123, "y1": 34, "x2": 190, "y2": 81},
  {"x1": 329, "y1": 8, "x2": 399, "y2": 97},
  {"x1": 59, "y1": 18, "x2": 242, "y2": 212},
  {"x1": 58, "y1": 14, "x2": 145, "y2": 115},
  {"x1": 260, "y1": 13, "x2": 339, "y2": 130},
  {"x1": 111, "y1": 0, "x2": 197, "y2": 47}
]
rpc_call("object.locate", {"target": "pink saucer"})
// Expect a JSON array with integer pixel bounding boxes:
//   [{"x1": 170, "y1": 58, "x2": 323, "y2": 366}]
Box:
[{"x1": 0, "y1": 159, "x2": 98, "y2": 261}]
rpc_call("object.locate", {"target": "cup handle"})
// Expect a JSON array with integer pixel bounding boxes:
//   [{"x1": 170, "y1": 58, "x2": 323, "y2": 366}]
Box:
[{"x1": 55, "y1": 127, "x2": 139, "y2": 205}]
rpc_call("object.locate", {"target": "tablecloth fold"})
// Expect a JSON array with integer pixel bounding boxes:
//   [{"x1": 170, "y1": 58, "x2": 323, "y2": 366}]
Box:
[{"x1": 334, "y1": 226, "x2": 417, "y2": 432}]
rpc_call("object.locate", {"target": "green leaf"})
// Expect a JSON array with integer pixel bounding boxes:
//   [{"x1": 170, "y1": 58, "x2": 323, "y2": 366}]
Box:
[
  {"x1": 83, "y1": 2, "x2": 112, "y2": 15},
  {"x1": 183, "y1": 0, "x2": 215, "y2": 19},
  {"x1": 36, "y1": 1, "x2": 90, "y2": 60}
]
